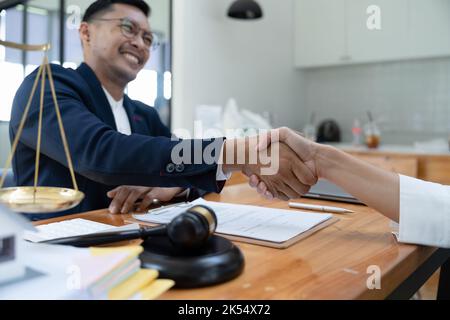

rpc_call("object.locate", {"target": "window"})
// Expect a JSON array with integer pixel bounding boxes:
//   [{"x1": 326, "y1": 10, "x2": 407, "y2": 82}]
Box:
[
  {"x1": 0, "y1": 0, "x2": 172, "y2": 126},
  {"x1": 128, "y1": 69, "x2": 158, "y2": 107},
  {"x1": 0, "y1": 3, "x2": 57, "y2": 121},
  {"x1": 1, "y1": 7, "x2": 23, "y2": 121},
  {"x1": 0, "y1": 60, "x2": 23, "y2": 121},
  {"x1": 0, "y1": 236, "x2": 15, "y2": 263}
]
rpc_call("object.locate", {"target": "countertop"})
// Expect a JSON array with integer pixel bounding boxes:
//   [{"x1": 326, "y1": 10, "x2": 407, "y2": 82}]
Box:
[{"x1": 327, "y1": 143, "x2": 450, "y2": 157}]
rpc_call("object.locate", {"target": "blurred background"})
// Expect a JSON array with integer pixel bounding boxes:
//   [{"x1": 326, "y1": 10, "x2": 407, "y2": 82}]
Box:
[
  {"x1": 1, "y1": 0, "x2": 449, "y2": 299},
  {"x1": 1, "y1": 0, "x2": 450, "y2": 163},
  {"x1": 0, "y1": 0, "x2": 172, "y2": 165}
]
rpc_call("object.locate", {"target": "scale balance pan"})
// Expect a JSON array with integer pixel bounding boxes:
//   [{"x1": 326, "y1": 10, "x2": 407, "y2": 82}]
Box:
[
  {"x1": 0, "y1": 186, "x2": 84, "y2": 214},
  {"x1": 0, "y1": 41, "x2": 84, "y2": 215}
]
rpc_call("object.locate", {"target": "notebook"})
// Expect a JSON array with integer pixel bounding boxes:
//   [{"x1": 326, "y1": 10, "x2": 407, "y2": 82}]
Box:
[
  {"x1": 23, "y1": 218, "x2": 140, "y2": 243},
  {"x1": 303, "y1": 179, "x2": 363, "y2": 204},
  {"x1": 129, "y1": 198, "x2": 338, "y2": 249}
]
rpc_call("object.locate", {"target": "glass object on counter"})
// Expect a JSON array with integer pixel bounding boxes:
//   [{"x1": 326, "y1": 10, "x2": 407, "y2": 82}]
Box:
[
  {"x1": 303, "y1": 123, "x2": 317, "y2": 142},
  {"x1": 448, "y1": 133, "x2": 450, "y2": 152},
  {"x1": 303, "y1": 112, "x2": 317, "y2": 142},
  {"x1": 351, "y1": 118, "x2": 363, "y2": 146},
  {"x1": 365, "y1": 112, "x2": 380, "y2": 149}
]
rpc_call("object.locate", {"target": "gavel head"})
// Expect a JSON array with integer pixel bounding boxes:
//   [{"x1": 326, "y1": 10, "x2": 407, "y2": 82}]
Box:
[{"x1": 166, "y1": 205, "x2": 217, "y2": 250}]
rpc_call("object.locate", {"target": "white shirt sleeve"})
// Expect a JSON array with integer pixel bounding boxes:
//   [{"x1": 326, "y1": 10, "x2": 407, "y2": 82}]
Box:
[
  {"x1": 216, "y1": 143, "x2": 232, "y2": 181},
  {"x1": 399, "y1": 174, "x2": 450, "y2": 248}
]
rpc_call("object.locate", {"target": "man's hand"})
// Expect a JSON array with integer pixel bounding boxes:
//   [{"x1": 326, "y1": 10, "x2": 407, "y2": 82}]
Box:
[
  {"x1": 248, "y1": 128, "x2": 320, "y2": 199},
  {"x1": 107, "y1": 186, "x2": 184, "y2": 214},
  {"x1": 222, "y1": 135, "x2": 318, "y2": 201},
  {"x1": 246, "y1": 142, "x2": 317, "y2": 200}
]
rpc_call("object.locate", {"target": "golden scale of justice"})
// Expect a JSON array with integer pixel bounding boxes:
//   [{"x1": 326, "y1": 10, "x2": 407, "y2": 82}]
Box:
[{"x1": 0, "y1": 39, "x2": 84, "y2": 214}]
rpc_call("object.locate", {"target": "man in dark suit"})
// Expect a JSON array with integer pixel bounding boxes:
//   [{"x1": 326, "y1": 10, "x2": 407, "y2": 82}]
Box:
[{"x1": 10, "y1": 0, "x2": 315, "y2": 220}]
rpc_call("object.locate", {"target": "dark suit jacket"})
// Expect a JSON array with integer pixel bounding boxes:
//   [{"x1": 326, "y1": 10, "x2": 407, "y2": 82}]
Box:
[{"x1": 10, "y1": 63, "x2": 225, "y2": 220}]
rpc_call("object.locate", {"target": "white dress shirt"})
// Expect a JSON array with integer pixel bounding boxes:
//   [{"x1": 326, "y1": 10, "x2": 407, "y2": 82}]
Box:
[
  {"x1": 399, "y1": 174, "x2": 450, "y2": 248},
  {"x1": 102, "y1": 88, "x2": 230, "y2": 181},
  {"x1": 103, "y1": 88, "x2": 131, "y2": 136}
]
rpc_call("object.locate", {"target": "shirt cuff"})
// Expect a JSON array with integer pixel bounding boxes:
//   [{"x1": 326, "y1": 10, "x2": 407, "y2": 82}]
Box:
[
  {"x1": 398, "y1": 174, "x2": 450, "y2": 248},
  {"x1": 176, "y1": 188, "x2": 189, "y2": 198},
  {"x1": 216, "y1": 144, "x2": 232, "y2": 181}
]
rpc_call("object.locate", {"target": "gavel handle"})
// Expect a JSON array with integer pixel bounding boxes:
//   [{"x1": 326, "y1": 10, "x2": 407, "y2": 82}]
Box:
[{"x1": 41, "y1": 225, "x2": 166, "y2": 247}]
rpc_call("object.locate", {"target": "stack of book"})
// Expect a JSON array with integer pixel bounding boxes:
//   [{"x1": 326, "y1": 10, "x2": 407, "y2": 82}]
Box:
[
  {"x1": 72, "y1": 246, "x2": 174, "y2": 300},
  {"x1": 0, "y1": 242, "x2": 174, "y2": 300}
]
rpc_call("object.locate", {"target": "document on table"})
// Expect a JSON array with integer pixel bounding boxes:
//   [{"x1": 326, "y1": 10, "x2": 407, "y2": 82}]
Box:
[
  {"x1": 132, "y1": 198, "x2": 333, "y2": 244},
  {"x1": 23, "y1": 219, "x2": 140, "y2": 243}
]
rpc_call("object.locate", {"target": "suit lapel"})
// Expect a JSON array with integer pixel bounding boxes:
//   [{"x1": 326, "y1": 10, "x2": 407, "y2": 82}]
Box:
[
  {"x1": 123, "y1": 96, "x2": 147, "y2": 134},
  {"x1": 76, "y1": 63, "x2": 117, "y2": 130}
]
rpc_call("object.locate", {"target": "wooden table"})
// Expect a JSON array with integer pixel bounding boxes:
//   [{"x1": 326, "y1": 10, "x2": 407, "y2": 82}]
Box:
[{"x1": 35, "y1": 183, "x2": 450, "y2": 300}]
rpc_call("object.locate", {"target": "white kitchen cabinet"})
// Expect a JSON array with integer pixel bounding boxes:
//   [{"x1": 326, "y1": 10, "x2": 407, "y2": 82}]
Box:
[
  {"x1": 294, "y1": 0, "x2": 349, "y2": 68},
  {"x1": 346, "y1": 0, "x2": 409, "y2": 64},
  {"x1": 294, "y1": 0, "x2": 450, "y2": 68},
  {"x1": 406, "y1": 0, "x2": 450, "y2": 59}
]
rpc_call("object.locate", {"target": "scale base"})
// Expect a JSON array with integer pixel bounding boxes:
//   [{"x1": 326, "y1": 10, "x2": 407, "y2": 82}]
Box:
[{"x1": 139, "y1": 235, "x2": 245, "y2": 288}]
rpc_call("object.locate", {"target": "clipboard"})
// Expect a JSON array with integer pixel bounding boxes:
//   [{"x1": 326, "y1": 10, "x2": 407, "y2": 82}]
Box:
[{"x1": 124, "y1": 216, "x2": 339, "y2": 249}]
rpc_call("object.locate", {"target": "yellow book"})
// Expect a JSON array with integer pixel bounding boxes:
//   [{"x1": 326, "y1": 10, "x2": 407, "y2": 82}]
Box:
[
  {"x1": 130, "y1": 279, "x2": 175, "y2": 300},
  {"x1": 108, "y1": 269, "x2": 159, "y2": 300},
  {"x1": 90, "y1": 246, "x2": 143, "y2": 259}
]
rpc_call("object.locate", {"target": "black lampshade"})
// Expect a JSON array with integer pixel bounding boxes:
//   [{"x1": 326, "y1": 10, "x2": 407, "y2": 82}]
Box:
[{"x1": 227, "y1": 0, "x2": 263, "y2": 20}]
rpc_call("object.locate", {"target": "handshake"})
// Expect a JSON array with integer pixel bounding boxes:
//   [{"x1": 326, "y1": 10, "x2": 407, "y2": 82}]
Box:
[
  {"x1": 221, "y1": 127, "x2": 325, "y2": 201},
  {"x1": 109, "y1": 127, "x2": 396, "y2": 223},
  {"x1": 108, "y1": 127, "x2": 324, "y2": 214}
]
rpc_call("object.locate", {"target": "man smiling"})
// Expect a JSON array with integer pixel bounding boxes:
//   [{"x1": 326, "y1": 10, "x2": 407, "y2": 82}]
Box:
[
  {"x1": 77, "y1": 1, "x2": 186, "y2": 214},
  {"x1": 80, "y1": 1, "x2": 151, "y2": 101},
  {"x1": 10, "y1": 0, "x2": 314, "y2": 220}
]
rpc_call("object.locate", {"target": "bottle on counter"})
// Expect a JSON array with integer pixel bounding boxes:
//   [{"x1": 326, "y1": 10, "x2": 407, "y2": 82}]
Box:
[
  {"x1": 351, "y1": 118, "x2": 363, "y2": 146},
  {"x1": 303, "y1": 112, "x2": 317, "y2": 142},
  {"x1": 365, "y1": 112, "x2": 381, "y2": 149}
]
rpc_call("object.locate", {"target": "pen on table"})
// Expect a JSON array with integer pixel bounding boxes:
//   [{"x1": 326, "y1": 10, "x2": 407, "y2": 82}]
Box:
[{"x1": 288, "y1": 202, "x2": 354, "y2": 214}]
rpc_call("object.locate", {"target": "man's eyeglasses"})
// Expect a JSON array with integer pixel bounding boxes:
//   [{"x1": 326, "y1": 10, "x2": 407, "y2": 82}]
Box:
[{"x1": 91, "y1": 17, "x2": 160, "y2": 51}]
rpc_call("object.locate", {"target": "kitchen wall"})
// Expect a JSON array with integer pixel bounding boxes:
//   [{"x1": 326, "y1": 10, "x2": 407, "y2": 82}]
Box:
[
  {"x1": 172, "y1": 0, "x2": 305, "y2": 134},
  {"x1": 2, "y1": 0, "x2": 450, "y2": 167},
  {"x1": 303, "y1": 57, "x2": 450, "y2": 144},
  {"x1": 173, "y1": 0, "x2": 450, "y2": 145}
]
